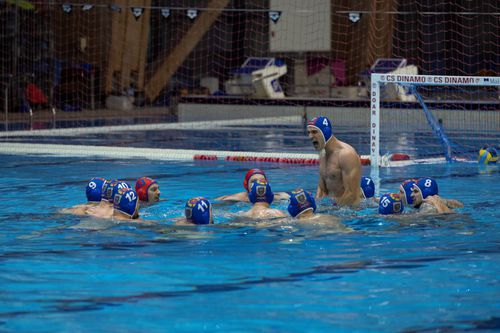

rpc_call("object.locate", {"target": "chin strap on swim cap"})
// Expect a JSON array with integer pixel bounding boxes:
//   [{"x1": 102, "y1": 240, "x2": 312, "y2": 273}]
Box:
[
  {"x1": 113, "y1": 188, "x2": 139, "y2": 218},
  {"x1": 307, "y1": 116, "x2": 333, "y2": 145},
  {"x1": 243, "y1": 168, "x2": 266, "y2": 192},
  {"x1": 287, "y1": 189, "x2": 316, "y2": 217},
  {"x1": 360, "y1": 176, "x2": 375, "y2": 199},
  {"x1": 379, "y1": 193, "x2": 404, "y2": 215},
  {"x1": 185, "y1": 197, "x2": 212, "y2": 225},
  {"x1": 135, "y1": 177, "x2": 157, "y2": 201},
  {"x1": 248, "y1": 179, "x2": 274, "y2": 204}
]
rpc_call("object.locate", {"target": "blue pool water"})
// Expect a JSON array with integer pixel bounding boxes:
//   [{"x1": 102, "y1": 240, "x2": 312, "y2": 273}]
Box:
[{"x1": 1, "y1": 153, "x2": 499, "y2": 332}]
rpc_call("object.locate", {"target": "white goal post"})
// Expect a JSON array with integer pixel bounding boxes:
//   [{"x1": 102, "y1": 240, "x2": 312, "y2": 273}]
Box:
[{"x1": 370, "y1": 73, "x2": 500, "y2": 168}]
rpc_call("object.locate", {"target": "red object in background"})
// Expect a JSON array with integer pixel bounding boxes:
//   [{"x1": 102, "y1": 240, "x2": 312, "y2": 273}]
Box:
[{"x1": 26, "y1": 83, "x2": 48, "y2": 104}]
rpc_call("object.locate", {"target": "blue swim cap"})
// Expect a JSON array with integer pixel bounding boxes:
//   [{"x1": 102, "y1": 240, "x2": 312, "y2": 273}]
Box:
[
  {"x1": 415, "y1": 178, "x2": 438, "y2": 199},
  {"x1": 287, "y1": 189, "x2": 316, "y2": 217},
  {"x1": 86, "y1": 177, "x2": 106, "y2": 203},
  {"x1": 185, "y1": 197, "x2": 212, "y2": 225},
  {"x1": 399, "y1": 179, "x2": 416, "y2": 206},
  {"x1": 360, "y1": 176, "x2": 375, "y2": 199},
  {"x1": 102, "y1": 179, "x2": 118, "y2": 202},
  {"x1": 102, "y1": 180, "x2": 131, "y2": 203},
  {"x1": 307, "y1": 116, "x2": 333, "y2": 144},
  {"x1": 111, "y1": 181, "x2": 131, "y2": 202},
  {"x1": 113, "y1": 188, "x2": 139, "y2": 218},
  {"x1": 478, "y1": 145, "x2": 498, "y2": 164},
  {"x1": 379, "y1": 193, "x2": 404, "y2": 215},
  {"x1": 248, "y1": 179, "x2": 274, "y2": 204}
]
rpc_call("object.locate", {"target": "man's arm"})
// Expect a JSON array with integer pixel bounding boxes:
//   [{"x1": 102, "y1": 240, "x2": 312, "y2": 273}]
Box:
[
  {"x1": 315, "y1": 176, "x2": 328, "y2": 199},
  {"x1": 443, "y1": 198, "x2": 464, "y2": 209},
  {"x1": 424, "y1": 195, "x2": 453, "y2": 213},
  {"x1": 214, "y1": 192, "x2": 249, "y2": 202},
  {"x1": 336, "y1": 151, "x2": 361, "y2": 207}
]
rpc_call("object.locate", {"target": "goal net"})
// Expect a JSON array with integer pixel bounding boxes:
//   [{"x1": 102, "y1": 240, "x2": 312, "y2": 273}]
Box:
[
  {"x1": 0, "y1": 1, "x2": 498, "y2": 165},
  {"x1": 370, "y1": 73, "x2": 500, "y2": 167}
]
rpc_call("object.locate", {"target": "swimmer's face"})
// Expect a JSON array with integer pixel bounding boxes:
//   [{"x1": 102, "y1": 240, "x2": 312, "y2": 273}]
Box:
[
  {"x1": 307, "y1": 126, "x2": 325, "y2": 151},
  {"x1": 411, "y1": 186, "x2": 423, "y2": 207},
  {"x1": 148, "y1": 184, "x2": 161, "y2": 202}
]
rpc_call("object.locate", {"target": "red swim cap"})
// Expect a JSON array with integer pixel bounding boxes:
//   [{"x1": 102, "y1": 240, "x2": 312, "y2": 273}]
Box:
[
  {"x1": 135, "y1": 177, "x2": 157, "y2": 201},
  {"x1": 243, "y1": 169, "x2": 266, "y2": 192}
]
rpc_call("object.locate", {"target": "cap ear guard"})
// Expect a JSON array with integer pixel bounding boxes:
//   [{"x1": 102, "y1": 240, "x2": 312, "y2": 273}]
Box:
[
  {"x1": 185, "y1": 197, "x2": 212, "y2": 225},
  {"x1": 102, "y1": 179, "x2": 118, "y2": 202},
  {"x1": 379, "y1": 193, "x2": 404, "y2": 215},
  {"x1": 243, "y1": 169, "x2": 266, "y2": 192},
  {"x1": 399, "y1": 179, "x2": 416, "y2": 205},
  {"x1": 248, "y1": 179, "x2": 274, "y2": 204},
  {"x1": 360, "y1": 176, "x2": 375, "y2": 199},
  {"x1": 415, "y1": 178, "x2": 438, "y2": 199},
  {"x1": 86, "y1": 177, "x2": 106, "y2": 203},
  {"x1": 307, "y1": 116, "x2": 333, "y2": 144},
  {"x1": 287, "y1": 189, "x2": 316, "y2": 217}
]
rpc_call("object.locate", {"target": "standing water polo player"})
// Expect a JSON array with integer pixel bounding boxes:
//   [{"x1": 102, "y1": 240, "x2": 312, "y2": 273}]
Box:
[{"x1": 307, "y1": 116, "x2": 362, "y2": 207}]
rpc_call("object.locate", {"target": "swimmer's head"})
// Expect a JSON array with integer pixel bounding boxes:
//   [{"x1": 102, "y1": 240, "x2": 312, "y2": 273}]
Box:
[
  {"x1": 478, "y1": 145, "x2": 498, "y2": 164},
  {"x1": 101, "y1": 179, "x2": 118, "y2": 202},
  {"x1": 399, "y1": 179, "x2": 416, "y2": 206},
  {"x1": 113, "y1": 188, "x2": 140, "y2": 219},
  {"x1": 287, "y1": 189, "x2": 316, "y2": 218},
  {"x1": 307, "y1": 116, "x2": 333, "y2": 150},
  {"x1": 111, "y1": 180, "x2": 132, "y2": 203},
  {"x1": 248, "y1": 179, "x2": 274, "y2": 204},
  {"x1": 135, "y1": 177, "x2": 160, "y2": 202},
  {"x1": 185, "y1": 197, "x2": 212, "y2": 225},
  {"x1": 412, "y1": 177, "x2": 438, "y2": 207},
  {"x1": 379, "y1": 193, "x2": 404, "y2": 215},
  {"x1": 243, "y1": 168, "x2": 267, "y2": 192},
  {"x1": 360, "y1": 176, "x2": 375, "y2": 199},
  {"x1": 86, "y1": 177, "x2": 106, "y2": 203}
]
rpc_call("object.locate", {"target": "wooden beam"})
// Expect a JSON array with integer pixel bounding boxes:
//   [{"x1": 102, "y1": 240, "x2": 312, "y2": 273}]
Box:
[
  {"x1": 136, "y1": 1, "x2": 151, "y2": 91},
  {"x1": 105, "y1": 0, "x2": 129, "y2": 94},
  {"x1": 120, "y1": 0, "x2": 151, "y2": 91},
  {"x1": 145, "y1": 0, "x2": 230, "y2": 101}
]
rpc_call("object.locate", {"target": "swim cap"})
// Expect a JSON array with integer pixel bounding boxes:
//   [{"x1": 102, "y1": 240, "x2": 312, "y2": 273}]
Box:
[
  {"x1": 307, "y1": 116, "x2": 333, "y2": 144},
  {"x1": 135, "y1": 177, "x2": 158, "y2": 201},
  {"x1": 243, "y1": 169, "x2": 266, "y2": 192},
  {"x1": 102, "y1": 179, "x2": 118, "y2": 202},
  {"x1": 379, "y1": 193, "x2": 404, "y2": 215},
  {"x1": 287, "y1": 189, "x2": 316, "y2": 217},
  {"x1": 113, "y1": 188, "x2": 139, "y2": 218},
  {"x1": 414, "y1": 178, "x2": 438, "y2": 199},
  {"x1": 248, "y1": 179, "x2": 274, "y2": 204},
  {"x1": 478, "y1": 145, "x2": 498, "y2": 164},
  {"x1": 399, "y1": 179, "x2": 416, "y2": 206},
  {"x1": 111, "y1": 181, "x2": 132, "y2": 203},
  {"x1": 185, "y1": 197, "x2": 212, "y2": 225},
  {"x1": 360, "y1": 176, "x2": 375, "y2": 199},
  {"x1": 86, "y1": 177, "x2": 106, "y2": 203},
  {"x1": 102, "y1": 180, "x2": 131, "y2": 203}
]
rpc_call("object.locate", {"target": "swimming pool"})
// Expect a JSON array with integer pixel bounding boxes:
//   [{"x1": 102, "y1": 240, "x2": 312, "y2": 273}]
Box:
[{"x1": 1, "y1": 153, "x2": 499, "y2": 332}]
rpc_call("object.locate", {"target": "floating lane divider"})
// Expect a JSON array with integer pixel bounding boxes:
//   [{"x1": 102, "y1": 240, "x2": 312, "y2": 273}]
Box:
[{"x1": 0, "y1": 143, "x2": 417, "y2": 166}]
